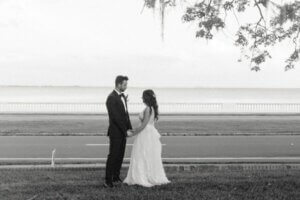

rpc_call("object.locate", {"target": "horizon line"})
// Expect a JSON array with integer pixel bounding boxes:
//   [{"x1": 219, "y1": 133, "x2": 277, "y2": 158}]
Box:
[{"x1": 0, "y1": 85, "x2": 299, "y2": 89}]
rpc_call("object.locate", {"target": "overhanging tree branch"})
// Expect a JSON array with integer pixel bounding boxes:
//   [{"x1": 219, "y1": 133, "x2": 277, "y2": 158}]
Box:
[{"x1": 143, "y1": 0, "x2": 300, "y2": 70}]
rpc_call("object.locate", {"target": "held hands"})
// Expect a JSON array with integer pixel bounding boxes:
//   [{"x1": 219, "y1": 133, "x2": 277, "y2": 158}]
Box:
[{"x1": 127, "y1": 129, "x2": 134, "y2": 137}]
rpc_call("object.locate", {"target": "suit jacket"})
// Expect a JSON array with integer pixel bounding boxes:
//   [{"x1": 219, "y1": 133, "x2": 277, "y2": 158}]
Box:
[{"x1": 106, "y1": 90, "x2": 132, "y2": 137}]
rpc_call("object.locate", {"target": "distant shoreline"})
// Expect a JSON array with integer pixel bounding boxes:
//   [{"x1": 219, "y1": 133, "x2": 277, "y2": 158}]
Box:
[
  {"x1": 1, "y1": 113, "x2": 300, "y2": 116},
  {"x1": 0, "y1": 85, "x2": 300, "y2": 90}
]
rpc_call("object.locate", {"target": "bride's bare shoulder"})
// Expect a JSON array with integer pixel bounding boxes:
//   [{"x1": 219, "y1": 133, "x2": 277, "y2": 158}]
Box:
[{"x1": 143, "y1": 106, "x2": 151, "y2": 115}]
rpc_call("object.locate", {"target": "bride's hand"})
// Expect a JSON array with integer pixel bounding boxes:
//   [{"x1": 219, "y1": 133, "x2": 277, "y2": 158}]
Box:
[{"x1": 127, "y1": 130, "x2": 133, "y2": 137}]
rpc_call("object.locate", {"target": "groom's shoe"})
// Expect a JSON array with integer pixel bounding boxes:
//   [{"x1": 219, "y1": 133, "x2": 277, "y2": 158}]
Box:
[
  {"x1": 103, "y1": 182, "x2": 114, "y2": 188},
  {"x1": 112, "y1": 177, "x2": 123, "y2": 184}
]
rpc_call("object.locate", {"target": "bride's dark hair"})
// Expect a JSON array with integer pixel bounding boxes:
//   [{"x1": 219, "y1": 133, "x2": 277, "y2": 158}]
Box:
[{"x1": 142, "y1": 89, "x2": 159, "y2": 120}]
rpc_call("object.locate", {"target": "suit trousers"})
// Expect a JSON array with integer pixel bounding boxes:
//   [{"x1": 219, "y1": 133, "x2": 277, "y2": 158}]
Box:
[{"x1": 105, "y1": 136, "x2": 127, "y2": 182}]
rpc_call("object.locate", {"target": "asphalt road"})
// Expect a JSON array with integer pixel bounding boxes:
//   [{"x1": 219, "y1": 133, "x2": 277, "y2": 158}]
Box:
[
  {"x1": 1, "y1": 114, "x2": 300, "y2": 136},
  {"x1": 0, "y1": 136, "x2": 299, "y2": 163}
]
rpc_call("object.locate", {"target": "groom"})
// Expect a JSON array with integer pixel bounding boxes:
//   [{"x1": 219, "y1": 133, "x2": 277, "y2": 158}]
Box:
[{"x1": 104, "y1": 75, "x2": 132, "y2": 188}]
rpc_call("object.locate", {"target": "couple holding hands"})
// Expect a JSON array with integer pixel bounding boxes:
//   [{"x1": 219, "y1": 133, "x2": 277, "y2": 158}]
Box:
[{"x1": 104, "y1": 75, "x2": 170, "y2": 188}]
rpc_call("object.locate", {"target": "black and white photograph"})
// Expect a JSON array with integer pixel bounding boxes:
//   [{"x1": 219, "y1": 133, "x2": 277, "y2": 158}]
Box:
[{"x1": 0, "y1": 0, "x2": 300, "y2": 199}]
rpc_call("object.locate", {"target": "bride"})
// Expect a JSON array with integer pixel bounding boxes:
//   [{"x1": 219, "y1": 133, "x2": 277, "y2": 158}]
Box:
[{"x1": 123, "y1": 89, "x2": 170, "y2": 187}]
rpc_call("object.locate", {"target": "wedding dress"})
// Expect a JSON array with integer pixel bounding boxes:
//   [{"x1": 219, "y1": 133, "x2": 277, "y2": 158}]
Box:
[{"x1": 123, "y1": 107, "x2": 170, "y2": 187}]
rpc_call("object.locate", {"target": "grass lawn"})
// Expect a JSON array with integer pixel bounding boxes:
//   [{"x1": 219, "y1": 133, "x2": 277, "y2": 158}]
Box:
[
  {"x1": 0, "y1": 114, "x2": 300, "y2": 136},
  {"x1": 0, "y1": 168, "x2": 299, "y2": 200}
]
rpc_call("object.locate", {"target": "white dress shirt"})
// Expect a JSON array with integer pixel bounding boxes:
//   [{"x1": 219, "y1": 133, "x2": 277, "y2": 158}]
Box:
[{"x1": 114, "y1": 89, "x2": 127, "y2": 112}]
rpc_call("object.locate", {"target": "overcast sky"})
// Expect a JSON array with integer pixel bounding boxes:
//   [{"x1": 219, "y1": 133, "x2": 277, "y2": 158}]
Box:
[{"x1": 0, "y1": 0, "x2": 299, "y2": 88}]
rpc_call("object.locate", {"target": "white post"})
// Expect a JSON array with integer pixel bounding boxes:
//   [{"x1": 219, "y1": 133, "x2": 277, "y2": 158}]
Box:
[{"x1": 51, "y1": 149, "x2": 56, "y2": 167}]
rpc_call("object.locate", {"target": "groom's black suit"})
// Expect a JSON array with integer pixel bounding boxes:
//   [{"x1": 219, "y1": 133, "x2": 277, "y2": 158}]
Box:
[{"x1": 105, "y1": 90, "x2": 132, "y2": 183}]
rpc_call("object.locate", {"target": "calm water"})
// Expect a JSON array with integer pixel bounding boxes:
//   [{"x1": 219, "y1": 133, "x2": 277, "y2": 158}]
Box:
[{"x1": 0, "y1": 86, "x2": 299, "y2": 104}]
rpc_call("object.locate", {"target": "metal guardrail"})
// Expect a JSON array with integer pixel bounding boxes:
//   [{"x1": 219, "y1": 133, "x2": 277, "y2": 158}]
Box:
[{"x1": 0, "y1": 102, "x2": 300, "y2": 114}]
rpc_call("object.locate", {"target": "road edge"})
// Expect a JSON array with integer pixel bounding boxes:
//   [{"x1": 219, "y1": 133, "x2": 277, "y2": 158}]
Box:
[{"x1": 1, "y1": 163, "x2": 300, "y2": 172}]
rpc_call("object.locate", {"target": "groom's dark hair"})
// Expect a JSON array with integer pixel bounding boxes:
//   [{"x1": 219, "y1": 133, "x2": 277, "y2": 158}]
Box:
[{"x1": 115, "y1": 75, "x2": 129, "y2": 86}]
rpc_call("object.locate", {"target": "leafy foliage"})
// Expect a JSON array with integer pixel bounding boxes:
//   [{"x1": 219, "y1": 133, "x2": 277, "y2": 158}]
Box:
[{"x1": 144, "y1": 0, "x2": 300, "y2": 71}]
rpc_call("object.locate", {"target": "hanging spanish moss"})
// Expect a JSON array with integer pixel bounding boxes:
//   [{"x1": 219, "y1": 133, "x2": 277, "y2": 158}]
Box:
[
  {"x1": 141, "y1": 0, "x2": 300, "y2": 70},
  {"x1": 143, "y1": 0, "x2": 175, "y2": 41},
  {"x1": 160, "y1": 0, "x2": 166, "y2": 41},
  {"x1": 145, "y1": 0, "x2": 157, "y2": 8}
]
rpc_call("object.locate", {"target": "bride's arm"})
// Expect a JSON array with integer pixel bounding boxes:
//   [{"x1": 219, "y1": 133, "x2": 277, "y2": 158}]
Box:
[{"x1": 130, "y1": 107, "x2": 151, "y2": 136}]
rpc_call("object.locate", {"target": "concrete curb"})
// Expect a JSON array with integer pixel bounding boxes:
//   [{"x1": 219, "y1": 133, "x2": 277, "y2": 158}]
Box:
[
  {"x1": 3, "y1": 132, "x2": 300, "y2": 136},
  {"x1": 1, "y1": 163, "x2": 300, "y2": 172},
  {"x1": 1, "y1": 157, "x2": 300, "y2": 164}
]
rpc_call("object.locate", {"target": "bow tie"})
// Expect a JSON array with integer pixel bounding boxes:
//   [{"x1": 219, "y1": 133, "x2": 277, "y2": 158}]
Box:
[{"x1": 119, "y1": 93, "x2": 126, "y2": 98}]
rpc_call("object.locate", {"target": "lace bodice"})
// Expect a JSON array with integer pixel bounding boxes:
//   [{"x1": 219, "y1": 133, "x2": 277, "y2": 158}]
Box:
[{"x1": 138, "y1": 107, "x2": 155, "y2": 126}]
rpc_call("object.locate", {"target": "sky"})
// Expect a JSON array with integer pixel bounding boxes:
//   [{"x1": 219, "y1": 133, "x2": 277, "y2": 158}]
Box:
[{"x1": 0, "y1": 0, "x2": 299, "y2": 88}]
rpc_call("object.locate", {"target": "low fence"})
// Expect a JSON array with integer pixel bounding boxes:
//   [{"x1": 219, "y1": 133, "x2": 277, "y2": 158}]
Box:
[{"x1": 0, "y1": 102, "x2": 300, "y2": 114}]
